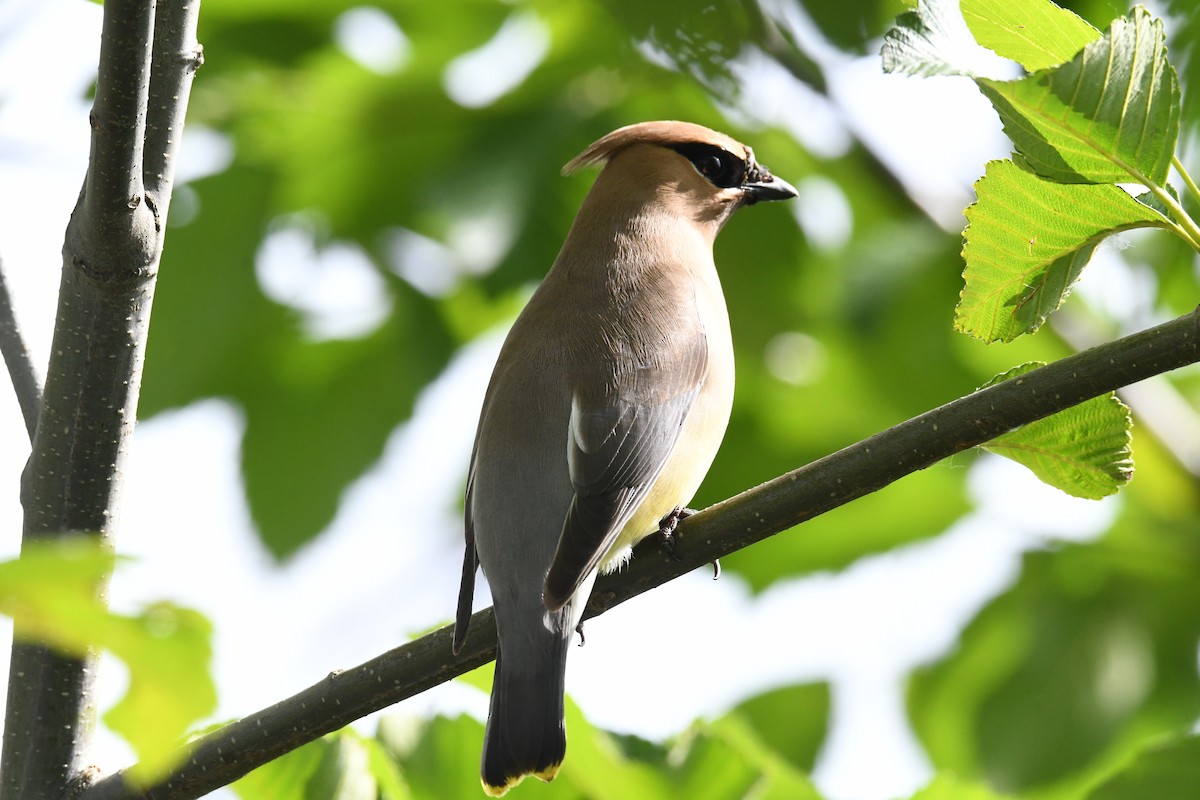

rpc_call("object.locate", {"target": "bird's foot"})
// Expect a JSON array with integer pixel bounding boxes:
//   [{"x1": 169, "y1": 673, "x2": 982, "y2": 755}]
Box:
[
  {"x1": 575, "y1": 620, "x2": 586, "y2": 647},
  {"x1": 657, "y1": 507, "x2": 720, "y2": 578},
  {"x1": 657, "y1": 506, "x2": 695, "y2": 562}
]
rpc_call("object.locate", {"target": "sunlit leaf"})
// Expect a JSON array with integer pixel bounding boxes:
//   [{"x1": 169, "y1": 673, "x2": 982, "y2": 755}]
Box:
[
  {"x1": 0, "y1": 538, "x2": 216, "y2": 783},
  {"x1": 980, "y1": 362, "x2": 1133, "y2": 499},
  {"x1": 881, "y1": 0, "x2": 988, "y2": 77},
  {"x1": 961, "y1": 0, "x2": 1099, "y2": 71},
  {"x1": 0, "y1": 537, "x2": 117, "y2": 655},
  {"x1": 103, "y1": 603, "x2": 216, "y2": 784},
  {"x1": 957, "y1": 160, "x2": 1171, "y2": 342},
  {"x1": 910, "y1": 772, "x2": 1016, "y2": 799},
  {"x1": 975, "y1": 7, "x2": 1180, "y2": 185}
]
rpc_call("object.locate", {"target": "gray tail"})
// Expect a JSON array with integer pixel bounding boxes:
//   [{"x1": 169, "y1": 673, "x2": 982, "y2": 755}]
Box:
[{"x1": 481, "y1": 618, "x2": 571, "y2": 795}]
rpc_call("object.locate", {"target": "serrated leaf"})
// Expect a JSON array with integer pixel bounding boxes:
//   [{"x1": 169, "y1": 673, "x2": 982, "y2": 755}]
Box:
[
  {"x1": 980, "y1": 363, "x2": 1133, "y2": 499},
  {"x1": 881, "y1": 0, "x2": 998, "y2": 77},
  {"x1": 975, "y1": 7, "x2": 1180, "y2": 185},
  {"x1": 961, "y1": 0, "x2": 1099, "y2": 72},
  {"x1": 957, "y1": 160, "x2": 1171, "y2": 342},
  {"x1": 1134, "y1": 183, "x2": 1181, "y2": 217}
]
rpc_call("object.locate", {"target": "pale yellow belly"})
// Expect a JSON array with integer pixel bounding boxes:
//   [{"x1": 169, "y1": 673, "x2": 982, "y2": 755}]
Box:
[{"x1": 598, "y1": 277, "x2": 735, "y2": 572}]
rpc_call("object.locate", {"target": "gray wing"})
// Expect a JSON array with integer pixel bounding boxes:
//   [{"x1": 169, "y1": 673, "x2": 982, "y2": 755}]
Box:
[
  {"x1": 452, "y1": 450, "x2": 479, "y2": 654},
  {"x1": 542, "y1": 337, "x2": 708, "y2": 610}
]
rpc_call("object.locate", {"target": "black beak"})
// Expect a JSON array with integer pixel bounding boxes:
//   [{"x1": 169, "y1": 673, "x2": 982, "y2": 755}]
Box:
[{"x1": 741, "y1": 167, "x2": 797, "y2": 205}]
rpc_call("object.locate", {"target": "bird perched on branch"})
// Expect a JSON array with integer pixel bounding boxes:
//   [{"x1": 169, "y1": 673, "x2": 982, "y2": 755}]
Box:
[{"x1": 453, "y1": 120, "x2": 796, "y2": 796}]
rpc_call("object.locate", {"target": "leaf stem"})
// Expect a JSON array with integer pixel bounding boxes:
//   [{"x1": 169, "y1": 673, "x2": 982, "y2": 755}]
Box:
[
  {"x1": 1144, "y1": 177, "x2": 1200, "y2": 252},
  {"x1": 1172, "y1": 155, "x2": 1200, "y2": 211}
]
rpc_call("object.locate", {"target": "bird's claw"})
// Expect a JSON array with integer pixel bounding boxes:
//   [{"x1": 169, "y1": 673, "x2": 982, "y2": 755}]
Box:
[{"x1": 657, "y1": 506, "x2": 695, "y2": 562}]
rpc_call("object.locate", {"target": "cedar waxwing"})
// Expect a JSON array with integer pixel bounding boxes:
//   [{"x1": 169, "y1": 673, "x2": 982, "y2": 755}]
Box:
[{"x1": 453, "y1": 120, "x2": 796, "y2": 796}]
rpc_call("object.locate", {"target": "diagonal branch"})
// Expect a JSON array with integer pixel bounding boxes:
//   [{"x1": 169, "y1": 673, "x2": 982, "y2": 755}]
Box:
[
  {"x1": 80, "y1": 308, "x2": 1200, "y2": 800},
  {"x1": 0, "y1": 256, "x2": 41, "y2": 442}
]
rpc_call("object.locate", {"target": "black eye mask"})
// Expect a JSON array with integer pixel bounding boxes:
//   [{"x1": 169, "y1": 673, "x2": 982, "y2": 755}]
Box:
[{"x1": 667, "y1": 142, "x2": 748, "y2": 189}]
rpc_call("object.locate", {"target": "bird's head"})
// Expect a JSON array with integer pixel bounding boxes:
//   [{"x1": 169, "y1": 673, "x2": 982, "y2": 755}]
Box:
[{"x1": 563, "y1": 120, "x2": 797, "y2": 230}]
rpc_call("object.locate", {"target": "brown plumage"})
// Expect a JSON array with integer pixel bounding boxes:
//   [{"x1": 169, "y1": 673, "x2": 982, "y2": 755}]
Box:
[{"x1": 453, "y1": 120, "x2": 796, "y2": 796}]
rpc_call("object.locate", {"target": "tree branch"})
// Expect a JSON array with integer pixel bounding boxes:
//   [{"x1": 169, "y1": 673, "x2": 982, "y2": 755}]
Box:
[
  {"x1": 85, "y1": 0, "x2": 153, "y2": 230},
  {"x1": 143, "y1": 0, "x2": 203, "y2": 224},
  {"x1": 80, "y1": 308, "x2": 1200, "y2": 800},
  {"x1": 1, "y1": 1, "x2": 202, "y2": 797},
  {"x1": 0, "y1": 256, "x2": 41, "y2": 442}
]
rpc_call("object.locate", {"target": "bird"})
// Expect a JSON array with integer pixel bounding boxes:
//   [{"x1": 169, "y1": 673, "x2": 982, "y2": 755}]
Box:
[{"x1": 453, "y1": 120, "x2": 796, "y2": 796}]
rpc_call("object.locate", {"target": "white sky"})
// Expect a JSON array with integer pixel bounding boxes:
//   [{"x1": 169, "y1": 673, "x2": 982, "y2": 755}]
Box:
[{"x1": 0, "y1": 2, "x2": 1125, "y2": 799}]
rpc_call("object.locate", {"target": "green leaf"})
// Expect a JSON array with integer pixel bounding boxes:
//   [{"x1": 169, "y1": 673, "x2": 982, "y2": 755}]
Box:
[
  {"x1": 360, "y1": 735, "x2": 413, "y2": 800},
  {"x1": 308, "y1": 732, "x2": 378, "y2": 800},
  {"x1": 728, "y1": 683, "x2": 831, "y2": 773},
  {"x1": 0, "y1": 538, "x2": 216, "y2": 784},
  {"x1": 690, "y1": 715, "x2": 825, "y2": 800},
  {"x1": 961, "y1": 0, "x2": 1099, "y2": 72},
  {"x1": 559, "y1": 696, "x2": 671, "y2": 798},
  {"x1": 1087, "y1": 735, "x2": 1200, "y2": 800},
  {"x1": 0, "y1": 537, "x2": 118, "y2": 655},
  {"x1": 911, "y1": 772, "x2": 1016, "y2": 799},
  {"x1": 235, "y1": 731, "x2": 409, "y2": 800},
  {"x1": 975, "y1": 7, "x2": 1181, "y2": 186},
  {"x1": 881, "y1": 0, "x2": 987, "y2": 78},
  {"x1": 388, "y1": 714, "x2": 495, "y2": 800},
  {"x1": 233, "y1": 738, "x2": 327, "y2": 800},
  {"x1": 957, "y1": 159, "x2": 1171, "y2": 342},
  {"x1": 102, "y1": 603, "x2": 217, "y2": 784},
  {"x1": 980, "y1": 363, "x2": 1133, "y2": 499},
  {"x1": 909, "y1": 533, "x2": 1200, "y2": 791},
  {"x1": 146, "y1": 167, "x2": 457, "y2": 559}
]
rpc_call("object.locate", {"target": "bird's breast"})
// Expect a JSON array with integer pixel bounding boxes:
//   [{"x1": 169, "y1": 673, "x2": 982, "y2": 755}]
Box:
[{"x1": 599, "y1": 264, "x2": 735, "y2": 571}]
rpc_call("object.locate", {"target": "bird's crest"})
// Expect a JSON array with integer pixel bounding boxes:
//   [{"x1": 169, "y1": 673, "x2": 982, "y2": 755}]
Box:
[{"x1": 562, "y1": 120, "x2": 748, "y2": 176}]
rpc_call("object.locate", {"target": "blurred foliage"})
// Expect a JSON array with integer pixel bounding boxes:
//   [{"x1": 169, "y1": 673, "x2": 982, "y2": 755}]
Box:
[
  {"x1": 238, "y1": 667, "x2": 830, "y2": 799},
  {"x1": 111, "y1": 0, "x2": 1200, "y2": 795},
  {"x1": 0, "y1": 538, "x2": 216, "y2": 782}
]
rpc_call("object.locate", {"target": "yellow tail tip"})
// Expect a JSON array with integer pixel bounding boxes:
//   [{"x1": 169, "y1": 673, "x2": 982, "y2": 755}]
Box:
[{"x1": 481, "y1": 763, "x2": 561, "y2": 796}]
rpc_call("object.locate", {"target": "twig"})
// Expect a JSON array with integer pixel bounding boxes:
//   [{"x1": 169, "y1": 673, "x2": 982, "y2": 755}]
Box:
[
  {"x1": 80, "y1": 308, "x2": 1200, "y2": 800},
  {"x1": 0, "y1": 256, "x2": 41, "y2": 441}
]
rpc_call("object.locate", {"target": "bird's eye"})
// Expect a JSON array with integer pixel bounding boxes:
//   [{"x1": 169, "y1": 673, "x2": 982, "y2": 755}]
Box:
[
  {"x1": 698, "y1": 154, "x2": 724, "y2": 177},
  {"x1": 669, "y1": 143, "x2": 746, "y2": 189}
]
